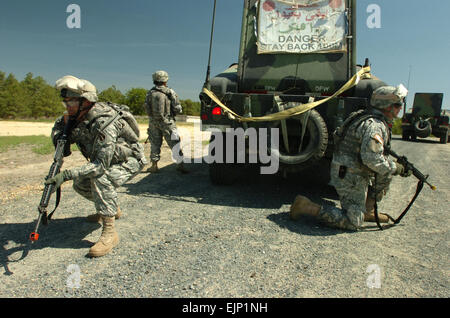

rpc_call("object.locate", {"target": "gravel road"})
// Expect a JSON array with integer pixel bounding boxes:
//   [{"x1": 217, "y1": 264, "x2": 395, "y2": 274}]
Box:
[{"x1": 0, "y1": 135, "x2": 448, "y2": 298}]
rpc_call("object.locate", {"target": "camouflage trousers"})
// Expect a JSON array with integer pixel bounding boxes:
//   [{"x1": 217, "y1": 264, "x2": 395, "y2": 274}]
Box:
[
  {"x1": 147, "y1": 119, "x2": 183, "y2": 163},
  {"x1": 73, "y1": 157, "x2": 144, "y2": 217},
  {"x1": 319, "y1": 164, "x2": 392, "y2": 231}
]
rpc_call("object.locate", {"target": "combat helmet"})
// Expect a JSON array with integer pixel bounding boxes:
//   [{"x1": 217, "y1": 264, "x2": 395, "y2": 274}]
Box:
[
  {"x1": 55, "y1": 75, "x2": 98, "y2": 102},
  {"x1": 152, "y1": 70, "x2": 169, "y2": 83},
  {"x1": 370, "y1": 84, "x2": 408, "y2": 109}
]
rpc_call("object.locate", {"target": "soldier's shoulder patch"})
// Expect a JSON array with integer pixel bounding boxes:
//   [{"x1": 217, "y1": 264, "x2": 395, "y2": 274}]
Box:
[{"x1": 372, "y1": 134, "x2": 384, "y2": 144}]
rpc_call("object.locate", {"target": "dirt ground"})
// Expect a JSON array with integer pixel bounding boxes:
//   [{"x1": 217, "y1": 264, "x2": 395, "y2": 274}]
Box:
[
  {"x1": 0, "y1": 121, "x2": 448, "y2": 298},
  {"x1": 0, "y1": 120, "x2": 209, "y2": 204}
]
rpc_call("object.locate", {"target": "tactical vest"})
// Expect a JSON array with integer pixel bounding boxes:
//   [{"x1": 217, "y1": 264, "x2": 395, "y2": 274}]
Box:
[
  {"x1": 146, "y1": 86, "x2": 178, "y2": 118},
  {"x1": 72, "y1": 102, "x2": 142, "y2": 163},
  {"x1": 333, "y1": 109, "x2": 390, "y2": 173}
]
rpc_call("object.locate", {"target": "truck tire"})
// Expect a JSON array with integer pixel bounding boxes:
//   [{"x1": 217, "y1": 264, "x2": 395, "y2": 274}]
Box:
[
  {"x1": 208, "y1": 132, "x2": 240, "y2": 185},
  {"x1": 402, "y1": 129, "x2": 410, "y2": 141},
  {"x1": 440, "y1": 129, "x2": 448, "y2": 144},
  {"x1": 414, "y1": 120, "x2": 432, "y2": 139},
  {"x1": 209, "y1": 162, "x2": 239, "y2": 185},
  {"x1": 270, "y1": 109, "x2": 328, "y2": 166}
]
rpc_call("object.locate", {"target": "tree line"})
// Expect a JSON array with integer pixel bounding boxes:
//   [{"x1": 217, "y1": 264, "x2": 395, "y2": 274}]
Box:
[{"x1": 0, "y1": 70, "x2": 201, "y2": 119}]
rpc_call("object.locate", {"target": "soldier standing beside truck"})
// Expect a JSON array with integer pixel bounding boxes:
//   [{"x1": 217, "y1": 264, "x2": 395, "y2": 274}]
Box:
[
  {"x1": 144, "y1": 70, "x2": 188, "y2": 174},
  {"x1": 290, "y1": 85, "x2": 412, "y2": 231}
]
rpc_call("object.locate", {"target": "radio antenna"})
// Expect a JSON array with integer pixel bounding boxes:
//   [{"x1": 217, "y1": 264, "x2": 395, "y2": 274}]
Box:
[{"x1": 204, "y1": 0, "x2": 217, "y2": 89}]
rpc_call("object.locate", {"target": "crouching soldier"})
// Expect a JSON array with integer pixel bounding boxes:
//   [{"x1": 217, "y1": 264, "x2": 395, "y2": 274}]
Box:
[
  {"x1": 45, "y1": 75, "x2": 147, "y2": 257},
  {"x1": 290, "y1": 85, "x2": 412, "y2": 231}
]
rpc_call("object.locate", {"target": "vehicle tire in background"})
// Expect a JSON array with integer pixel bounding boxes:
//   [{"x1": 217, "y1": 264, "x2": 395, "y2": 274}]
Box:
[
  {"x1": 402, "y1": 130, "x2": 410, "y2": 141},
  {"x1": 440, "y1": 129, "x2": 448, "y2": 144},
  {"x1": 208, "y1": 132, "x2": 240, "y2": 185},
  {"x1": 414, "y1": 120, "x2": 432, "y2": 139}
]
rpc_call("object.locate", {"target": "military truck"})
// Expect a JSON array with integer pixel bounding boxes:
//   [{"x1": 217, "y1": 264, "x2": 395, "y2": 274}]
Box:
[
  {"x1": 401, "y1": 93, "x2": 449, "y2": 144},
  {"x1": 199, "y1": 0, "x2": 387, "y2": 184}
]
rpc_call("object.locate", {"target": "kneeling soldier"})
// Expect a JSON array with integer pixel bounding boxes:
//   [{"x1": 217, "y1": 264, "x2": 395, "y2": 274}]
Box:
[{"x1": 290, "y1": 85, "x2": 412, "y2": 231}]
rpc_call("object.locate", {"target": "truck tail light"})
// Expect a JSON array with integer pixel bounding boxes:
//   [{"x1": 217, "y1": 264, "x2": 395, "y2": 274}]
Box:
[{"x1": 212, "y1": 107, "x2": 222, "y2": 115}]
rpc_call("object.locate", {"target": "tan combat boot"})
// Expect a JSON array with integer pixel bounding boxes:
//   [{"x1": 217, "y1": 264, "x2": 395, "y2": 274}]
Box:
[
  {"x1": 290, "y1": 195, "x2": 322, "y2": 221},
  {"x1": 86, "y1": 206, "x2": 122, "y2": 223},
  {"x1": 88, "y1": 216, "x2": 119, "y2": 258},
  {"x1": 147, "y1": 161, "x2": 159, "y2": 173},
  {"x1": 364, "y1": 197, "x2": 390, "y2": 223}
]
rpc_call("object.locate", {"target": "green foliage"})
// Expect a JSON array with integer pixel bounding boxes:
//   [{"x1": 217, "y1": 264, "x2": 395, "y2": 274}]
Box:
[
  {"x1": 181, "y1": 99, "x2": 201, "y2": 116},
  {"x1": 124, "y1": 88, "x2": 147, "y2": 115},
  {"x1": 392, "y1": 118, "x2": 402, "y2": 135},
  {"x1": 0, "y1": 71, "x2": 63, "y2": 119},
  {"x1": 0, "y1": 69, "x2": 201, "y2": 119},
  {"x1": 0, "y1": 73, "x2": 27, "y2": 118},
  {"x1": 0, "y1": 71, "x2": 5, "y2": 85},
  {"x1": 21, "y1": 73, "x2": 64, "y2": 118},
  {"x1": 98, "y1": 85, "x2": 125, "y2": 104}
]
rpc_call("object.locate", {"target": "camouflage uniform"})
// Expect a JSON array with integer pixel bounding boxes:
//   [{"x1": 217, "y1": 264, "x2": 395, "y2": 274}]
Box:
[
  {"x1": 144, "y1": 85, "x2": 184, "y2": 163},
  {"x1": 318, "y1": 108, "x2": 397, "y2": 230},
  {"x1": 51, "y1": 102, "x2": 147, "y2": 217},
  {"x1": 312, "y1": 85, "x2": 409, "y2": 230}
]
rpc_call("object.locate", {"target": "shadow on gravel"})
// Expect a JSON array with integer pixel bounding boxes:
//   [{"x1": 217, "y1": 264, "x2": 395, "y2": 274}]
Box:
[
  {"x1": 0, "y1": 217, "x2": 100, "y2": 275},
  {"x1": 266, "y1": 197, "x2": 353, "y2": 236},
  {"x1": 266, "y1": 212, "x2": 344, "y2": 237},
  {"x1": 268, "y1": 200, "x2": 405, "y2": 235},
  {"x1": 124, "y1": 161, "x2": 338, "y2": 210}
]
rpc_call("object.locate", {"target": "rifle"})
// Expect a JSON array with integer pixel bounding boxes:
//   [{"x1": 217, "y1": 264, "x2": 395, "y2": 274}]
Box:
[
  {"x1": 373, "y1": 146, "x2": 436, "y2": 230},
  {"x1": 29, "y1": 117, "x2": 77, "y2": 242},
  {"x1": 385, "y1": 146, "x2": 436, "y2": 191}
]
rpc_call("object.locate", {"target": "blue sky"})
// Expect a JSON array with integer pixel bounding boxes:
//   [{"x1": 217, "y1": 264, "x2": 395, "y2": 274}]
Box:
[{"x1": 0, "y1": 0, "x2": 449, "y2": 110}]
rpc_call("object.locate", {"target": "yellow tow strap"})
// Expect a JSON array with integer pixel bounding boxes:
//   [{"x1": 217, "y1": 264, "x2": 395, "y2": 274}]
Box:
[{"x1": 202, "y1": 66, "x2": 371, "y2": 122}]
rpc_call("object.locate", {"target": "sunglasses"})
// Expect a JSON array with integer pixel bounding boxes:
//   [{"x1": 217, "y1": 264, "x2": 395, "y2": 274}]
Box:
[{"x1": 64, "y1": 99, "x2": 80, "y2": 107}]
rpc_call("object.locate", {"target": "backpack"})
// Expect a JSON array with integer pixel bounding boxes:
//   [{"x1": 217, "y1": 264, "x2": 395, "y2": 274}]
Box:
[
  {"x1": 88, "y1": 102, "x2": 141, "y2": 144},
  {"x1": 333, "y1": 109, "x2": 387, "y2": 149}
]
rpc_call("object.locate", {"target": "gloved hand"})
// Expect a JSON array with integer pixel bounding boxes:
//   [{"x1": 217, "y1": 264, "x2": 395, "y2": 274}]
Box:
[
  {"x1": 173, "y1": 104, "x2": 183, "y2": 115},
  {"x1": 44, "y1": 170, "x2": 72, "y2": 191},
  {"x1": 394, "y1": 162, "x2": 412, "y2": 177}
]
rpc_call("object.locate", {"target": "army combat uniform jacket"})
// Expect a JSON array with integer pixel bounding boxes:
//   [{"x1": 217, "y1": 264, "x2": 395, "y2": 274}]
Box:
[
  {"x1": 320, "y1": 109, "x2": 397, "y2": 230},
  {"x1": 144, "y1": 85, "x2": 183, "y2": 163},
  {"x1": 51, "y1": 102, "x2": 146, "y2": 216}
]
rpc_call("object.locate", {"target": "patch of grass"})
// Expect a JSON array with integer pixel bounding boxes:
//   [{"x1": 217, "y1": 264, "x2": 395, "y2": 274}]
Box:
[
  {"x1": 0, "y1": 135, "x2": 79, "y2": 155},
  {"x1": 1, "y1": 118, "x2": 58, "y2": 123}
]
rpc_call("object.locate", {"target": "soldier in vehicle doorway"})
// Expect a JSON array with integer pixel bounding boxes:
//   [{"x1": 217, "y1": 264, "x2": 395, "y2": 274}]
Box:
[
  {"x1": 144, "y1": 70, "x2": 188, "y2": 174},
  {"x1": 290, "y1": 85, "x2": 412, "y2": 231}
]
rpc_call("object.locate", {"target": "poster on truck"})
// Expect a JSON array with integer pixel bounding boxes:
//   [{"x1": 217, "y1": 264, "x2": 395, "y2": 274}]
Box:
[{"x1": 257, "y1": 0, "x2": 348, "y2": 54}]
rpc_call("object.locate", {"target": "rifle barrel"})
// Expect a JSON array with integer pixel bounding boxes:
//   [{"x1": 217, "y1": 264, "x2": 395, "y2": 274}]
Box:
[{"x1": 386, "y1": 147, "x2": 436, "y2": 190}]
